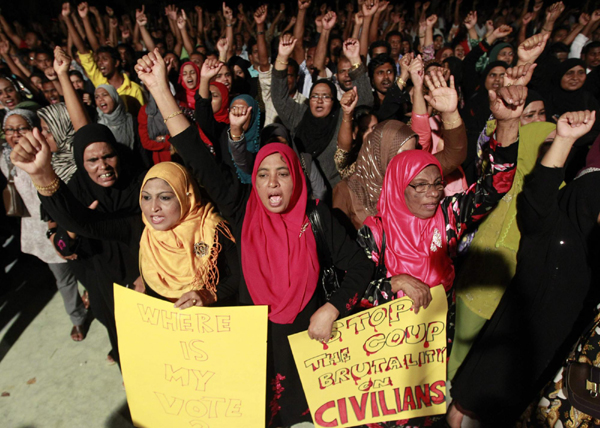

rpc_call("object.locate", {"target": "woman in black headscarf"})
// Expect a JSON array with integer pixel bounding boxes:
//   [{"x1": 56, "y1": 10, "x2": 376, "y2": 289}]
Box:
[
  {"x1": 547, "y1": 58, "x2": 600, "y2": 179},
  {"x1": 227, "y1": 56, "x2": 258, "y2": 98},
  {"x1": 58, "y1": 123, "x2": 145, "y2": 365},
  {"x1": 461, "y1": 61, "x2": 508, "y2": 184}
]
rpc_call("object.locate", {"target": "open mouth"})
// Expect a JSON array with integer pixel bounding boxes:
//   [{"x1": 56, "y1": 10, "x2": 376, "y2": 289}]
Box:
[
  {"x1": 99, "y1": 102, "x2": 109, "y2": 112},
  {"x1": 150, "y1": 215, "x2": 165, "y2": 224},
  {"x1": 98, "y1": 171, "x2": 116, "y2": 184},
  {"x1": 100, "y1": 66, "x2": 107, "y2": 75},
  {"x1": 3, "y1": 98, "x2": 15, "y2": 107},
  {"x1": 186, "y1": 78, "x2": 194, "y2": 87},
  {"x1": 268, "y1": 191, "x2": 283, "y2": 207}
]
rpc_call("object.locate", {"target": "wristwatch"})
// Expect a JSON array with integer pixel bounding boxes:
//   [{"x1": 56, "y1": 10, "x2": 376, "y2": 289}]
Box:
[{"x1": 46, "y1": 227, "x2": 57, "y2": 239}]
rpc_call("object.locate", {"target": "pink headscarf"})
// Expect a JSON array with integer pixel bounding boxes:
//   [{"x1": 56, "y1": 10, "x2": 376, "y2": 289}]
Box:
[
  {"x1": 363, "y1": 150, "x2": 455, "y2": 290},
  {"x1": 241, "y1": 143, "x2": 320, "y2": 323}
]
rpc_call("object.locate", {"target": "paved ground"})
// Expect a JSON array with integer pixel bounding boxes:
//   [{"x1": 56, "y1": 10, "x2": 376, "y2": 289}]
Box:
[{"x1": 0, "y1": 236, "x2": 133, "y2": 428}]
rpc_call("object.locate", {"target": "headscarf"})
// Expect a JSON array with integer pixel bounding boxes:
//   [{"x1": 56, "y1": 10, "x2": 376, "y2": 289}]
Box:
[
  {"x1": 241, "y1": 143, "x2": 319, "y2": 324},
  {"x1": 260, "y1": 123, "x2": 292, "y2": 147},
  {"x1": 346, "y1": 120, "x2": 418, "y2": 223},
  {"x1": 69, "y1": 123, "x2": 143, "y2": 214},
  {"x1": 227, "y1": 56, "x2": 253, "y2": 96},
  {"x1": 178, "y1": 61, "x2": 201, "y2": 109},
  {"x1": 2, "y1": 109, "x2": 39, "y2": 176},
  {"x1": 3, "y1": 108, "x2": 38, "y2": 129},
  {"x1": 211, "y1": 82, "x2": 230, "y2": 124},
  {"x1": 95, "y1": 84, "x2": 136, "y2": 151},
  {"x1": 139, "y1": 162, "x2": 231, "y2": 299},
  {"x1": 489, "y1": 43, "x2": 513, "y2": 63},
  {"x1": 363, "y1": 150, "x2": 455, "y2": 290},
  {"x1": 37, "y1": 103, "x2": 77, "y2": 183},
  {"x1": 230, "y1": 94, "x2": 261, "y2": 153},
  {"x1": 548, "y1": 58, "x2": 599, "y2": 116},
  {"x1": 294, "y1": 80, "x2": 341, "y2": 157}
]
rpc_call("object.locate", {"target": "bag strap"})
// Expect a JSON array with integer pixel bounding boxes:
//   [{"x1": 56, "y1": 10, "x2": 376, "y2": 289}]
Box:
[{"x1": 307, "y1": 199, "x2": 333, "y2": 267}]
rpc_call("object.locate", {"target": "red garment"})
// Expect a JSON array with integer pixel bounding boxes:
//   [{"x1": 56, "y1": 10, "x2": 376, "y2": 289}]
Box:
[
  {"x1": 137, "y1": 105, "x2": 171, "y2": 164},
  {"x1": 211, "y1": 82, "x2": 230, "y2": 124},
  {"x1": 178, "y1": 62, "x2": 200, "y2": 109},
  {"x1": 363, "y1": 150, "x2": 455, "y2": 290},
  {"x1": 241, "y1": 143, "x2": 319, "y2": 324}
]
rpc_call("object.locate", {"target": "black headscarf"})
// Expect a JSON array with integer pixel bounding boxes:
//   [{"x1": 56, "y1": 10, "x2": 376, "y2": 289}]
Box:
[
  {"x1": 227, "y1": 56, "x2": 258, "y2": 97},
  {"x1": 548, "y1": 58, "x2": 599, "y2": 117},
  {"x1": 68, "y1": 123, "x2": 144, "y2": 215},
  {"x1": 293, "y1": 79, "x2": 341, "y2": 157}
]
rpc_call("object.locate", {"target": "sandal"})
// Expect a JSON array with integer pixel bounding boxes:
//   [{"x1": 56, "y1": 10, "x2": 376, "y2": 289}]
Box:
[{"x1": 70, "y1": 325, "x2": 86, "y2": 342}]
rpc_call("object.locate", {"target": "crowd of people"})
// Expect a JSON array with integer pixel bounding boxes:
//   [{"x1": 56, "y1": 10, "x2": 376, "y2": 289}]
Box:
[{"x1": 1, "y1": 0, "x2": 600, "y2": 426}]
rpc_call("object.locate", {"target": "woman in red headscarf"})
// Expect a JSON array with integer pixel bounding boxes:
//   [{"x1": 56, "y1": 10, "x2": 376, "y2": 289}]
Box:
[
  {"x1": 135, "y1": 48, "x2": 373, "y2": 428},
  {"x1": 358, "y1": 89, "x2": 524, "y2": 427}
]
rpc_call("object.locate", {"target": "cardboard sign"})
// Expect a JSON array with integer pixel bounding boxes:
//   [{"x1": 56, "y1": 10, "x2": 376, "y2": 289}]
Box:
[
  {"x1": 289, "y1": 285, "x2": 448, "y2": 427},
  {"x1": 114, "y1": 285, "x2": 268, "y2": 428}
]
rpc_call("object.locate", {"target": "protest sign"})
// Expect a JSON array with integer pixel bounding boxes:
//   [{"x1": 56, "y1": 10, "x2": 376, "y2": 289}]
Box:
[
  {"x1": 114, "y1": 285, "x2": 268, "y2": 428},
  {"x1": 289, "y1": 285, "x2": 448, "y2": 427}
]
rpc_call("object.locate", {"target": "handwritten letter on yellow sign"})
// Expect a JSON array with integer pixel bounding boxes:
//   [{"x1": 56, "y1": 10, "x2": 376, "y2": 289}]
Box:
[
  {"x1": 114, "y1": 285, "x2": 268, "y2": 428},
  {"x1": 289, "y1": 285, "x2": 448, "y2": 427}
]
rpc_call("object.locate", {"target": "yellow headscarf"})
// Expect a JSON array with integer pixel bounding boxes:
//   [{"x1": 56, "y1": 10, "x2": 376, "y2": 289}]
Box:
[{"x1": 138, "y1": 162, "x2": 233, "y2": 299}]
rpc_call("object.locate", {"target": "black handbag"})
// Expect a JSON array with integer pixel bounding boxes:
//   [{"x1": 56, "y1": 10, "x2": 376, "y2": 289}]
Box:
[
  {"x1": 359, "y1": 230, "x2": 389, "y2": 308},
  {"x1": 565, "y1": 316, "x2": 600, "y2": 419},
  {"x1": 307, "y1": 201, "x2": 341, "y2": 301}
]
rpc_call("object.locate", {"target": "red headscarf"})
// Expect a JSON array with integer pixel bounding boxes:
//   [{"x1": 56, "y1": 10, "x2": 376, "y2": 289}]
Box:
[
  {"x1": 178, "y1": 62, "x2": 201, "y2": 109},
  {"x1": 241, "y1": 143, "x2": 319, "y2": 324},
  {"x1": 363, "y1": 150, "x2": 455, "y2": 291},
  {"x1": 211, "y1": 82, "x2": 230, "y2": 124}
]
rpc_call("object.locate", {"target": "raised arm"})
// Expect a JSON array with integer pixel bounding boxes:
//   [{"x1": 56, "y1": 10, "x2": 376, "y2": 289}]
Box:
[
  {"x1": 370, "y1": 0, "x2": 388, "y2": 45},
  {"x1": 89, "y1": 6, "x2": 106, "y2": 47},
  {"x1": 254, "y1": 5, "x2": 270, "y2": 72},
  {"x1": 314, "y1": 11, "x2": 336, "y2": 78},
  {"x1": 0, "y1": 13, "x2": 23, "y2": 47},
  {"x1": 222, "y1": 3, "x2": 235, "y2": 60},
  {"x1": 62, "y1": 2, "x2": 89, "y2": 54},
  {"x1": 360, "y1": 0, "x2": 378, "y2": 59},
  {"x1": 78, "y1": 2, "x2": 100, "y2": 52},
  {"x1": 177, "y1": 10, "x2": 195, "y2": 56},
  {"x1": 135, "y1": 6, "x2": 155, "y2": 52},
  {"x1": 563, "y1": 14, "x2": 587, "y2": 47},
  {"x1": 292, "y1": 0, "x2": 311, "y2": 65},
  {"x1": 135, "y1": 49, "x2": 248, "y2": 222},
  {"x1": 0, "y1": 40, "x2": 30, "y2": 81},
  {"x1": 521, "y1": 110, "x2": 596, "y2": 236},
  {"x1": 54, "y1": 47, "x2": 90, "y2": 131},
  {"x1": 337, "y1": 87, "x2": 358, "y2": 153},
  {"x1": 165, "y1": 5, "x2": 183, "y2": 57},
  {"x1": 423, "y1": 70, "x2": 466, "y2": 175},
  {"x1": 195, "y1": 6, "x2": 205, "y2": 48},
  {"x1": 272, "y1": 34, "x2": 308, "y2": 131}
]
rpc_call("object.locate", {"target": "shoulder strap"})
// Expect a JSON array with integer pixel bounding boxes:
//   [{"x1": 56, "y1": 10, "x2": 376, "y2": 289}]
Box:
[{"x1": 307, "y1": 199, "x2": 333, "y2": 266}]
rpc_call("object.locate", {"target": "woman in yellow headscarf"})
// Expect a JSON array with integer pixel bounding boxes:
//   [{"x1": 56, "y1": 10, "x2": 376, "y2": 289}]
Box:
[
  {"x1": 448, "y1": 121, "x2": 557, "y2": 379},
  {"x1": 138, "y1": 162, "x2": 237, "y2": 308}
]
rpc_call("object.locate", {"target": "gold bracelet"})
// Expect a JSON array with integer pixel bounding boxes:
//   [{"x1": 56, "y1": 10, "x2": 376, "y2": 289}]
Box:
[
  {"x1": 277, "y1": 59, "x2": 288, "y2": 65},
  {"x1": 342, "y1": 117, "x2": 352, "y2": 123},
  {"x1": 442, "y1": 117, "x2": 462, "y2": 126},
  {"x1": 542, "y1": 26, "x2": 552, "y2": 32},
  {"x1": 163, "y1": 110, "x2": 183, "y2": 123},
  {"x1": 351, "y1": 62, "x2": 361, "y2": 71},
  {"x1": 34, "y1": 176, "x2": 60, "y2": 196},
  {"x1": 397, "y1": 77, "x2": 406, "y2": 88}
]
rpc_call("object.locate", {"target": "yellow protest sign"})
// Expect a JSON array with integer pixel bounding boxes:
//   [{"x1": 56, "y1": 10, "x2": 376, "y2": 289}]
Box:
[
  {"x1": 114, "y1": 285, "x2": 268, "y2": 428},
  {"x1": 289, "y1": 285, "x2": 448, "y2": 427}
]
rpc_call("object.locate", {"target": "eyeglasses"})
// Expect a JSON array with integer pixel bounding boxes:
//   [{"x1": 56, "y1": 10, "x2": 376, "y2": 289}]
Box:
[
  {"x1": 310, "y1": 94, "x2": 333, "y2": 101},
  {"x1": 408, "y1": 181, "x2": 446, "y2": 193},
  {"x1": 4, "y1": 127, "x2": 31, "y2": 135}
]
